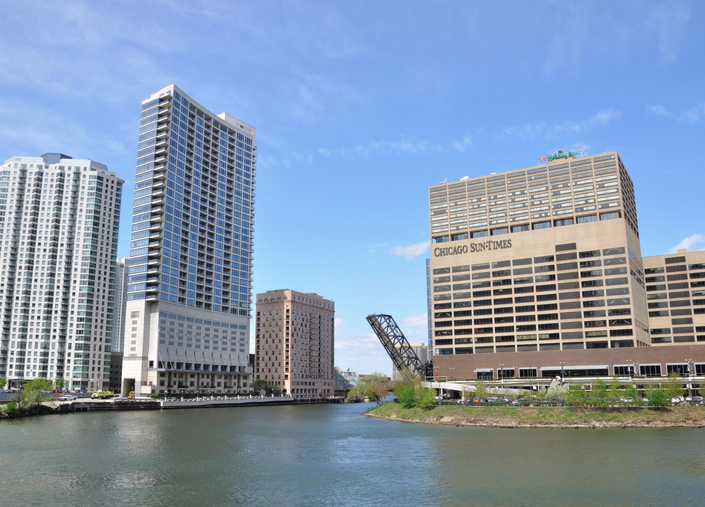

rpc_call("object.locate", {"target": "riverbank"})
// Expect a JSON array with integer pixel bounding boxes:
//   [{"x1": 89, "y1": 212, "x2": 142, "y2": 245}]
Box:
[{"x1": 365, "y1": 403, "x2": 705, "y2": 428}]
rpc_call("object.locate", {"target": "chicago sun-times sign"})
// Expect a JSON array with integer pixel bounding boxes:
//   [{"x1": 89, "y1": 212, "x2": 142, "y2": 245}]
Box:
[{"x1": 433, "y1": 239, "x2": 512, "y2": 257}]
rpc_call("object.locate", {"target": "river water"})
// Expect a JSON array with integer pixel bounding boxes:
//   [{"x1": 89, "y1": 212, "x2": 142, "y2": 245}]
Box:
[{"x1": 1, "y1": 402, "x2": 704, "y2": 506}]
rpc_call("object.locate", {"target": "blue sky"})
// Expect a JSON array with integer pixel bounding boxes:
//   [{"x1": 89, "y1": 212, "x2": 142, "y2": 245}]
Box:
[{"x1": 1, "y1": 1, "x2": 703, "y2": 375}]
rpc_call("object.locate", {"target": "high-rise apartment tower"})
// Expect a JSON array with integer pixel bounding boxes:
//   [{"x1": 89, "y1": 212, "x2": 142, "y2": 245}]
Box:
[
  {"x1": 0, "y1": 154, "x2": 123, "y2": 390},
  {"x1": 122, "y1": 85, "x2": 255, "y2": 395}
]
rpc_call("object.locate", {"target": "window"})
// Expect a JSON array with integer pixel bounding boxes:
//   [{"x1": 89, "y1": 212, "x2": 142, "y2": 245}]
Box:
[
  {"x1": 554, "y1": 218, "x2": 574, "y2": 227},
  {"x1": 511, "y1": 224, "x2": 529, "y2": 233},
  {"x1": 532, "y1": 221, "x2": 551, "y2": 230},
  {"x1": 577, "y1": 214, "x2": 597, "y2": 224},
  {"x1": 471, "y1": 230, "x2": 488, "y2": 238},
  {"x1": 451, "y1": 232, "x2": 468, "y2": 241},
  {"x1": 599, "y1": 211, "x2": 621, "y2": 221},
  {"x1": 491, "y1": 227, "x2": 508, "y2": 236}
]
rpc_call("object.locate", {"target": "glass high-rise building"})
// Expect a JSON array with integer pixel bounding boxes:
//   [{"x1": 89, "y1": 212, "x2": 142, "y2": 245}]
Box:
[
  {"x1": 113, "y1": 258, "x2": 128, "y2": 353},
  {"x1": 122, "y1": 85, "x2": 255, "y2": 396},
  {"x1": 0, "y1": 153, "x2": 123, "y2": 390}
]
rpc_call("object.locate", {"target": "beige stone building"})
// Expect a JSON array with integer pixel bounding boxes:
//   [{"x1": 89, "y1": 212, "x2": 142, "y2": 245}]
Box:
[
  {"x1": 643, "y1": 250, "x2": 705, "y2": 349},
  {"x1": 428, "y1": 151, "x2": 705, "y2": 379},
  {"x1": 430, "y1": 151, "x2": 647, "y2": 356},
  {"x1": 255, "y1": 290, "x2": 335, "y2": 397},
  {"x1": 392, "y1": 342, "x2": 428, "y2": 380}
]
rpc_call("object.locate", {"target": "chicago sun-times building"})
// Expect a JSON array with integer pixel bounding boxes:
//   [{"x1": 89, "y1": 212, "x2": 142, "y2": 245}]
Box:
[{"x1": 429, "y1": 152, "x2": 705, "y2": 380}]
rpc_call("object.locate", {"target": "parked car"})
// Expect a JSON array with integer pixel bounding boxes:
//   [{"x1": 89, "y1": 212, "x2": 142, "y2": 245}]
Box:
[{"x1": 58, "y1": 394, "x2": 77, "y2": 401}]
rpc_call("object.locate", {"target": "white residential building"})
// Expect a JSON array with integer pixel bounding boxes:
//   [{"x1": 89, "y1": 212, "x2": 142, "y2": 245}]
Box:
[{"x1": 0, "y1": 153, "x2": 123, "y2": 390}]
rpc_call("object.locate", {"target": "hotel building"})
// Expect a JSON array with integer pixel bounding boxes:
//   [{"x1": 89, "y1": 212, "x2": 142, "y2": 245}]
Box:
[
  {"x1": 122, "y1": 85, "x2": 255, "y2": 395},
  {"x1": 428, "y1": 151, "x2": 705, "y2": 379},
  {"x1": 255, "y1": 289, "x2": 335, "y2": 397},
  {"x1": 0, "y1": 154, "x2": 123, "y2": 390}
]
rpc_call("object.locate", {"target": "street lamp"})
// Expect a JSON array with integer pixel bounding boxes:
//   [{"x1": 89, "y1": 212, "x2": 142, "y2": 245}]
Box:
[
  {"x1": 685, "y1": 358, "x2": 693, "y2": 397},
  {"x1": 559, "y1": 361, "x2": 565, "y2": 385}
]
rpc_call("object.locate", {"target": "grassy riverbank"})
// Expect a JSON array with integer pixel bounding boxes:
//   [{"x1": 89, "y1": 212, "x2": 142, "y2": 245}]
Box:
[{"x1": 366, "y1": 402, "x2": 705, "y2": 428}]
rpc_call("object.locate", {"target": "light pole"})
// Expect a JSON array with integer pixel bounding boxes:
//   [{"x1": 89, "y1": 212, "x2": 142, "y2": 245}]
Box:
[
  {"x1": 685, "y1": 358, "x2": 693, "y2": 397},
  {"x1": 499, "y1": 363, "x2": 505, "y2": 390},
  {"x1": 559, "y1": 361, "x2": 565, "y2": 386}
]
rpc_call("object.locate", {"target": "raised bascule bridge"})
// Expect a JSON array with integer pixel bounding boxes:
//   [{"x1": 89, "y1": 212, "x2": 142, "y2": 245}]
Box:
[{"x1": 366, "y1": 313, "x2": 528, "y2": 398}]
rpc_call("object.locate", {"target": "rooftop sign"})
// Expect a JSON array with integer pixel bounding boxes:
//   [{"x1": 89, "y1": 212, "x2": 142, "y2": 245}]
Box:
[{"x1": 540, "y1": 150, "x2": 582, "y2": 163}]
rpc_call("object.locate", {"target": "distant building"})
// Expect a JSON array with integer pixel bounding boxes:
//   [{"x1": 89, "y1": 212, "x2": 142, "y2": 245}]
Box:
[
  {"x1": 0, "y1": 154, "x2": 123, "y2": 391},
  {"x1": 392, "y1": 342, "x2": 428, "y2": 381},
  {"x1": 255, "y1": 289, "x2": 335, "y2": 397},
  {"x1": 113, "y1": 258, "x2": 129, "y2": 353},
  {"x1": 109, "y1": 352, "x2": 123, "y2": 391}
]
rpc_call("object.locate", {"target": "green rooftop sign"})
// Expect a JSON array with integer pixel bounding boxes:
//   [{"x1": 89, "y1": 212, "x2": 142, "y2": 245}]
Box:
[{"x1": 546, "y1": 151, "x2": 581, "y2": 162}]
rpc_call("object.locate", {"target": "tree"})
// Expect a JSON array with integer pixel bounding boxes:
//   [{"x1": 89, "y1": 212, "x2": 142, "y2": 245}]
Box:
[
  {"x1": 20, "y1": 378, "x2": 53, "y2": 415},
  {"x1": 393, "y1": 382, "x2": 416, "y2": 409},
  {"x1": 623, "y1": 384, "x2": 638, "y2": 407},
  {"x1": 590, "y1": 380, "x2": 609, "y2": 408},
  {"x1": 346, "y1": 373, "x2": 392, "y2": 406},
  {"x1": 566, "y1": 383, "x2": 587, "y2": 406},
  {"x1": 699, "y1": 383, "x2": 705, "y2": 399},
  {"x1": 645, "y1": 384, "x2": 668, "y2": 407},
  {"x1": 664, "y1": 373, "x2": 685, "y2": 401},
  {"x1": 0, "y1": 377, "x2": 6, "y2": 390},
  {"x1": 608, "y1": 377, "x2": 622, "y2": 406},
  {"x1": 416, "y1": 386, "x2": 436, "y2": 410},
  {"x1": 253, "y1": 379, "x2": 268, "y2": 393},
  {"x1": 54, "y1": 379, "x2": 65, "y2": 390},
  {"x1": 474, "y1": 380, "x2": 488, "y2": 401}
]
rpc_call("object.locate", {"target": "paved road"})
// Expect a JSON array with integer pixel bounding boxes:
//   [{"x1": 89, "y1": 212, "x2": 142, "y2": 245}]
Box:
[{"x1": 0, "y1": 392, "x2": 92, "y2": 402}]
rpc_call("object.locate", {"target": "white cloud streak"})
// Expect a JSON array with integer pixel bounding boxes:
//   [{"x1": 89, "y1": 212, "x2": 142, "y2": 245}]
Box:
[
  {"x1": 502, "y1": 108, "x2": 621, "y2": 141},
  {"x1": 389, "y1": 242, "x2": 429, "y2": 260},
  {"x1": 646, "y1": 5, "x2": 690, "y2": 63},
  {"x1": 668, "y1": 234, "x2": 705, "y2": 254},
  {"x1": 646, "y1": 102, "x2": 705, "y2": 123}
]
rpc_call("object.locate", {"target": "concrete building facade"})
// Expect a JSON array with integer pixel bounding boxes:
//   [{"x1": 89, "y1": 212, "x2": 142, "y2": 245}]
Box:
[
  {"x1": 0, "y1": 154, "x2": 123, "y2": 390},
  {"x1": 392, "y1": 342, "x2": 428, "y2": 380},
  {"x1": 428, "y1": 151, "x2": 705, "y2": 379},
  {"x1": 255, "y1": 289, "x2": 335, "y2": 397},
  {"x1": 113, "y1": 258, "x2": 129, "y2": 352},
  {"x1": 643, "y1": 250, "x2": 705, "y2": 348},
  {"x1": 122, "y1": 85, "x2": 255, "y2": 396}
]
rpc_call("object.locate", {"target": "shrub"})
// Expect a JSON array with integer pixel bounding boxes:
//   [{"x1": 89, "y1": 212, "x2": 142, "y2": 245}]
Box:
[
  {"x1": 6, "y1": 401, "x2": 19, "y2": 417},
  {"x1": 416, "y1": 387, "x2": 436, "y2": 410},
  {"x1": 394, "y1": 383, "x2": 416, "y2": 409}
]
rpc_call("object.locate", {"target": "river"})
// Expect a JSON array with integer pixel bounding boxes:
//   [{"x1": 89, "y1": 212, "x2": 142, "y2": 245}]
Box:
[{"x1": 1, "y1": 402, "x2": 704, "y2": 506}]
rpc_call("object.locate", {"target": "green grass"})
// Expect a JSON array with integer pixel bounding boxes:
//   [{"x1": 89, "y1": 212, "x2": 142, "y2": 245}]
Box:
[{"x1": 368, "y1": 402, "x2": 705, "y2": 427}]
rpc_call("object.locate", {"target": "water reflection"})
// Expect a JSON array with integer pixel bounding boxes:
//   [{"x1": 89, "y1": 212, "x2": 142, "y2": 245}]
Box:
[{"x1": 1, "y1": 404, "x2": 705, "y2": 506}]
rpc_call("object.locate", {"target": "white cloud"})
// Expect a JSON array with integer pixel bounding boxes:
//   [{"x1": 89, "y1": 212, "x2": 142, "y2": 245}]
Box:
[
  {"x1": 680, "y1": 102, "x2": 705, "y2": 123},
  {"x1": 646, "y1": 102, "x2": 705, "y2": 123},
  {"x1": 367, "y1": 242, "x2": 389, "y2": 254},
  {"x1": 318, "y1": 132, "x2": 476, "y2": 160},
  {"x1": 334, "y1": 317, "x2": 347, "y2": 332},
  {"x1": 389, "y1": 242, "x2": 429, "y2": 260},
  {"x1": 398, "y1": 314, "x2": 429, "y2": 343},
  {"x1": 503, "y1": 108, "x2": 621, "y2": 141},
  {"x1": 667, "y1": 234, "x2": 705, "y2": 254},
  {"x1": 452, "y1": 134, "x2": 473, "y2": 152},
  {"x1": 646, "y1": 5, "x2": 690, "y2": 63},
  {"x1": 645, "y1": 104, "x2": 672, "y2": 117}
]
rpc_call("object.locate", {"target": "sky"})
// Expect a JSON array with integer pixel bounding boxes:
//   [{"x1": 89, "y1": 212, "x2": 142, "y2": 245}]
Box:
[{"x1": 1, "y1": 1, "x2": 703, "y2": 375}]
